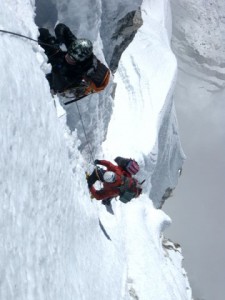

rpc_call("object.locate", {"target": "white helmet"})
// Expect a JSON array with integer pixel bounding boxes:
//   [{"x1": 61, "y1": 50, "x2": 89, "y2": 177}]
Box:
[{"x1": 103, "y1": 171, "x2": 116, "y2": 183}]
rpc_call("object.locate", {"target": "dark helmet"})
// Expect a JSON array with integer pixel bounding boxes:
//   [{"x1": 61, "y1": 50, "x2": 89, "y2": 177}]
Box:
[{"x1": 68, "y1": 39, "x2": 93, "y2": 62}]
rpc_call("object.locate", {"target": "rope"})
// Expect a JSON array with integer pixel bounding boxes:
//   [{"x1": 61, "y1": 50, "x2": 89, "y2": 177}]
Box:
[
  {"x1": 0, "y1": 29, "x2": 58, "y2": 48},
  {"x1": 75, "y1": 101, "x2": 95, "y2": 164}
]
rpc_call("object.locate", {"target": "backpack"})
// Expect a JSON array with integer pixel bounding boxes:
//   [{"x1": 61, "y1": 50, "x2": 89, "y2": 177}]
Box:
[
  {"x1": 114, "y1": 157, "x2": 140, "y2": 175},
  {"x1": 84, "y1": 58, "x2": 110, "y2": 94},
  {"x1": 117, "y1": 176, "x2": 142, "y2": 203}
]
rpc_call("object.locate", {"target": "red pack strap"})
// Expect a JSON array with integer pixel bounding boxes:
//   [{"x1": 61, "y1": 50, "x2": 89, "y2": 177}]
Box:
[{"x1": 126, "y1": 160, "x2": 139, "y2": 175}]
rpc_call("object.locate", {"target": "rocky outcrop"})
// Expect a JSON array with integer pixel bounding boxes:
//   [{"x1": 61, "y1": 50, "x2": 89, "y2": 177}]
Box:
[
  {"x1": 100, "y1": 0, "x2": 143, "y2": 73},
  {"x1": 107, "y1": 9, "x2": 143, "y2": 73}
]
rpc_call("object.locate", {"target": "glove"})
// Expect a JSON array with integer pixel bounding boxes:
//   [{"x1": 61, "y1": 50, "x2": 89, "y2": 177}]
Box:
[
  {"x1": 38, "y1": 28, "x2": 51, "y2": 41},
  {"x1": 94, "y1": 159, "x2": 100, "y2": 165},
  {"x1": 54, "y1": 23, "x2": 66, "y2": 44}
]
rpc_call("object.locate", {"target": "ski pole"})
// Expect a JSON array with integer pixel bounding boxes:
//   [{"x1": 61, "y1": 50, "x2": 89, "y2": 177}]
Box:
[{"x1": 64, "y1": 95, "x2": 87, "y2": 105}]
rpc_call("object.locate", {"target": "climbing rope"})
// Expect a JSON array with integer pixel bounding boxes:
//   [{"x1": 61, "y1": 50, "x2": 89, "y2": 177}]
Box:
[
  {"x1": 0, "y1": 29, "x2": 58, "y2": 48},
  {"x1": 75, "y1": 101, "x2": 95, "y2": 164}
]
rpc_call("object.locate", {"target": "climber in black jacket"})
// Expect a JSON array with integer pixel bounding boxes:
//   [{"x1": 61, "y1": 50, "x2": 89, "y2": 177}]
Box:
[{"x1": 38, "y1": 23, "x2": 109, "y2": 96}]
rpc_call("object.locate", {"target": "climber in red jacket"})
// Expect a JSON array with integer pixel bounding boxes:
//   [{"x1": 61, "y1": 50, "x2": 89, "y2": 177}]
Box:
[
  {"x1": 87, "y1": 159, "x2": 128, "y2": 200},
  {"x1": 87, "y1": 159, "x2": 141, "y2": 205}
]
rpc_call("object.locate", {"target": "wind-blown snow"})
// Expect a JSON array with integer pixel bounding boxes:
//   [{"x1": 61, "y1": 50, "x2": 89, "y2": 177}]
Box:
[{"x1": 0, "y1": 0, "x2": 191, "y2": 299}]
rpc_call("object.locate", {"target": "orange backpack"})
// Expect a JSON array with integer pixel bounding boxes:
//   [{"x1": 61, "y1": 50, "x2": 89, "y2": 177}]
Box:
[{"x1": 84, "y1": 58, "x2": 110, "y2": 95}]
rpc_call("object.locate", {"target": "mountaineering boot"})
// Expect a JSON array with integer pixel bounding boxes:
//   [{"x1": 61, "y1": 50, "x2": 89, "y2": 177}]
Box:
[
  {"x1": 102, "y1": 198, "x2": 114, "y2": 215},
  {"x1": 85, "y1": 172, "x2": 95, "y2": 200},
  {"x1": 102, "y1": 198, "x2": 112, "y2": 206},
  {"x1": 85, "y1": 172, "x2": 92, "y2": 188}
]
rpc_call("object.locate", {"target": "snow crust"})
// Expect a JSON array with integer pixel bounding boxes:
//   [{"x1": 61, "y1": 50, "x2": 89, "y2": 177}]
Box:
[{"x1": 0, "y1": 0, "x2": 191, "y2": 299}]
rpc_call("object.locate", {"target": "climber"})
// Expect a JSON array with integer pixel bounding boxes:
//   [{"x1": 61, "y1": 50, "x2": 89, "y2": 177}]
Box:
[
  {"x1": 38, "y1": 23, "x2": 110, "y2": 99},
  {"x1": 87, "y1": 159, "x2": 142, "y2": 205}
]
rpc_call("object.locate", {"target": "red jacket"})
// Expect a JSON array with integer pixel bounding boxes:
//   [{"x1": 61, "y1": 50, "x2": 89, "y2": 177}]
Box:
[{"x1": 90, "y1": 160, "x2": 131, "y2": 200}]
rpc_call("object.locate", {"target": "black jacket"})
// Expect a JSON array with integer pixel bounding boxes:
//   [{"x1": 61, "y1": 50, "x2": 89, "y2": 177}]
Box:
[{"x1": 38, "y1": 23, "x2": 95, "y2": 92}]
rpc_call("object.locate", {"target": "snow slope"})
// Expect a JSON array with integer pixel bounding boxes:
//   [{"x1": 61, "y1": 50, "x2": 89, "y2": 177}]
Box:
[{"x1": 0, "y1": 0, "x2": 191, "y2": 299}]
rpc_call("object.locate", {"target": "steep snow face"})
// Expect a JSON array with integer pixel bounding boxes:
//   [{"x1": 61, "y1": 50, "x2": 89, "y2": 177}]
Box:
[
  {"x1": 171, "y1": 0, "x2": 225, "y2": 91},
  {"x1": 1, "y1": 2, "x2": 126, "y2": 300}
]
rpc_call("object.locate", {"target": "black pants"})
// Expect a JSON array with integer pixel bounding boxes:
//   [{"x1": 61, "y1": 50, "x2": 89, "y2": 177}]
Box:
[{"x1": 87, "y1": 168, "x2": 105, "y2": 188}]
